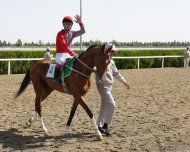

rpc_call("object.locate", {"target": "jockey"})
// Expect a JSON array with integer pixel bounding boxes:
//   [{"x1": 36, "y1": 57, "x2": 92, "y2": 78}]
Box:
[{"x1": 55, "y1": 15, "x2": 85, "y2": 68}]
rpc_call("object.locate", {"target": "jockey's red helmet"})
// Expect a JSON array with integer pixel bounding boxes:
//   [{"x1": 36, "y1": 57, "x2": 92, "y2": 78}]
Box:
[{"x1": 62, "y1": 16, "x2": 73, "y2": 24}]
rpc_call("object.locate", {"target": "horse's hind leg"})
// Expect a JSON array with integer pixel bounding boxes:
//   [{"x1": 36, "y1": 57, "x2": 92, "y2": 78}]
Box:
[
  {"x1": 38, "y1": 86, "x2": 53, "y2": 133},
  {"x1": 34, "y1": 96, "x2": 49, "y2": 133},
  {"x1": 27, "y1": 79, "x2": 47, "y2": 133},
  {"x1": 76, "y1": 96, "x2": 103, "y2": 140},
  {"x1": 37, "y1": 84, "x2": 53, "y2": 133},
  {"x1": 66, "y1": 99, "x2": 79, "y2": 134},
  {"x1": 31, "y1": 77, "x2": 53, "y2": 133}
]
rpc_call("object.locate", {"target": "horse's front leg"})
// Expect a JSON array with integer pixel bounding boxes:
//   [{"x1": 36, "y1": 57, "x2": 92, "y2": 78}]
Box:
[
  {"x1": 66, "y1": 99, "x2": 79, "y2": 135},
  {"x1": 76, "y1": 96, "x2": 103, "y2": 140}
]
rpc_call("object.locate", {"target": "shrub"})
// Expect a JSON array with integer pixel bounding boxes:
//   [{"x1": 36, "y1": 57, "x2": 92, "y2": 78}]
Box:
[{"x1": 0, "y1": 49, "x2": 184, "y2": 74}]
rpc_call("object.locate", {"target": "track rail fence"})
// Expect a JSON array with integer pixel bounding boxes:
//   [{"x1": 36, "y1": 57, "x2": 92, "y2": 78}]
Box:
[{"x1": 0, "y1": 55, "x2": 184, "y2": 75}]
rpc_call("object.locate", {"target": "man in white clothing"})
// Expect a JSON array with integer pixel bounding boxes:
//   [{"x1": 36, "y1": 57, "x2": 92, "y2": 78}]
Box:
[
  {"x1": 44, "y1": 47, "x2": 53, "y2": 59},
  {"x1": 96, "y1": 43, "x2": 130, "y2": 136}
]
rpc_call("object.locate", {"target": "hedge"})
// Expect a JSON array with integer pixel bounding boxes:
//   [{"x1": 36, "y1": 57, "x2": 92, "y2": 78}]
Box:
[
  {"x1": 0, "y1": 49, "x2": 184, "y2": 74},
  {"x1": 113, "y1": 49, "x2": 184, "y2": 69}
]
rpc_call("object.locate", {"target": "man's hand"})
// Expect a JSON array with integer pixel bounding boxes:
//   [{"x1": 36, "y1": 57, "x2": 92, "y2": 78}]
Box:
[{"x1": 124, "y1": 82, "x2": 130, "y2": 90}]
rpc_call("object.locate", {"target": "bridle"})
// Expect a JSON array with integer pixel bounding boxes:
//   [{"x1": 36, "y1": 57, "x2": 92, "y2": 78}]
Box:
[{"x1": 64, "y1": 45, "x2": 112, "y2": 78}]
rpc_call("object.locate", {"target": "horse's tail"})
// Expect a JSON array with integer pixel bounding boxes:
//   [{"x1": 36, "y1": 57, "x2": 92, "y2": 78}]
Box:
[{"x1": 15, "y1": 69, "x2": 31, "y2": 98}]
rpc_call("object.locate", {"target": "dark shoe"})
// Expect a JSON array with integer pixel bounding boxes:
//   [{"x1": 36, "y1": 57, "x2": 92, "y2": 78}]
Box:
[
  {"x1": 102, "y1": 123, "x2": 111, "y2": 136},
  {"x1": 98, "y1": 127, "x2": 111, "y2": 136},
  {"x1": 105, "y1": 129, "x2": 112, "y2": 136},
  {"x1": 98, "y1": 127, "x2": 106, "y2": 134}
]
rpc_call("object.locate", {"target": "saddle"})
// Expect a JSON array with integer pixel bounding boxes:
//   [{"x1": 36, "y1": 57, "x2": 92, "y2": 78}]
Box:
[{"x1": 46, "y1": 57, "x2": 75, "y2": 83}]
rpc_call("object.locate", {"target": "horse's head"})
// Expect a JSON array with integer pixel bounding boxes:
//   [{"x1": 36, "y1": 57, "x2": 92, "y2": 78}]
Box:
[
  {"x1": 94, "y1": 43, "x2": 115, "y2": 80},
  {"x1": 76, "y1": 43, "x2": 115, "y2": 80}
]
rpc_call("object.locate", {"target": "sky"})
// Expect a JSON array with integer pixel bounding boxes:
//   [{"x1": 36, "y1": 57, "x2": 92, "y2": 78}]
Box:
[{"x1": 0, "y1": 0, "x2": 190, "y2": 44}]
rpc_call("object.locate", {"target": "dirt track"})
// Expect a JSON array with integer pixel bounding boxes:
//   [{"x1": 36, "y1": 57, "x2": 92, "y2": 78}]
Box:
[{"x1": 1, "y1": 68, "x2": 190, "y2": 152}]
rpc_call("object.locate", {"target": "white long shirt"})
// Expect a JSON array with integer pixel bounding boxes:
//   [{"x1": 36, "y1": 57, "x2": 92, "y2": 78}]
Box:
[
  {"x1": 44, "y1": 52, "x2": 53, "y2": 59},
  {"x1": 184, "y1": 49, "x2": 190, "y2": 58},
  {"x1": 96, "y1": 60, "x2": 126, "y2": 86}
]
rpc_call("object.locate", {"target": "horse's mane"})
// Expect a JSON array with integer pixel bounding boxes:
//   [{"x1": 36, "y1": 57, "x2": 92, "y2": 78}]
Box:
[
  {"x1": 78, "y1": 44, "x2": 100, "y2": 57},
  {"x1": 78, "y1": 44, "x2": 105, "y2": 57},
  {"x1": 87, "y1": 44, "x2": 100, "y2": 51}
]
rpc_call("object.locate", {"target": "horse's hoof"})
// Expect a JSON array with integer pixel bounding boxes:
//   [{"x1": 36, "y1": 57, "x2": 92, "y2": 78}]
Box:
[{"x1": 96, "y1": 134, "x2": 103, "y2": 141}]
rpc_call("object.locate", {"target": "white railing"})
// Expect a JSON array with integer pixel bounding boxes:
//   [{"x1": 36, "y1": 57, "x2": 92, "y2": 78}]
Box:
[
  {"x1": 0, "y1": 58, "x2": 43, "y2": 75},
  {"x1": 113, "y1": 55, "x2": 184, "y2": 69},
  {"x1": 0, "y1": 55, "x2": 184, "y2": 75}
]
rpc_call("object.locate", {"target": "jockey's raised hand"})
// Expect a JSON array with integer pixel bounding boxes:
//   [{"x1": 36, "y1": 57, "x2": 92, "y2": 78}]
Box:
[{"x1": 74, "y1": 15, "x2": 82, "y2": 24}]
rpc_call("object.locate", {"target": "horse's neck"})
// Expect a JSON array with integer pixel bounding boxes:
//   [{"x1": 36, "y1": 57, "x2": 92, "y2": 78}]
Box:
[{"x1": 75, "y1": 53, "x2": 95, "y2": 77}]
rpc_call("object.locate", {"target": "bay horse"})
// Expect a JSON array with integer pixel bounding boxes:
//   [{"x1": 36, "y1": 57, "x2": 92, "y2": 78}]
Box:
[{"x1": 15, "y1": 43, "x2": 114, "y2": 140}]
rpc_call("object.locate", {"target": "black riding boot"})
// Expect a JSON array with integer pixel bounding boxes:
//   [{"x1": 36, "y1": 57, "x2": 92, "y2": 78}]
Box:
[{"x1": 54, "y1": 69, "x2": 61, "y2": 83}]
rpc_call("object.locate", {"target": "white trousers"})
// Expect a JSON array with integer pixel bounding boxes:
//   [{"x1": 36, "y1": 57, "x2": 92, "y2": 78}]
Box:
[
  {"x1": 55, "y1": 53, "x2": 72, "y2": 65},
  {"x1": 184, "y1": 57, "x2": 190, "y2": 68},
  {"x1": 96, "y1": 84, "x2": 116, "y2": 127}
]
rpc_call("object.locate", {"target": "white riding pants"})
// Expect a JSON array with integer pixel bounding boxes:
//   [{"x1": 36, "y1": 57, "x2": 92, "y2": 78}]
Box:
[{"x1": 55, "y1": 53, "x2": 72, "y2": 65}]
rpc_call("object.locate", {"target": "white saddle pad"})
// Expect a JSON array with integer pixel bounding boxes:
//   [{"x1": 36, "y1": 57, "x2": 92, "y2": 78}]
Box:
[{"x1": 46, "y1": 64, "x2": 56, "y2": 78}]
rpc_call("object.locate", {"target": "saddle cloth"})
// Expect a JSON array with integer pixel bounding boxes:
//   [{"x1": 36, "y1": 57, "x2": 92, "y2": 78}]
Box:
[
  {"x1": 46, "y1": 57, "x2": 75, "y2": 78},
  {"x1": 46, "y1": 64, "x2": 56, "y2": 78}
]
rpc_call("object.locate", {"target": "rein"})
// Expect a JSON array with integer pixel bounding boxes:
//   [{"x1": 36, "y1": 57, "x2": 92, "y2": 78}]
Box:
[
  {"x1": 75, "y1": 57, "x2": 94, "y2": 72},
  {"x1": 66, "y1": 56, "x2": 98, "y2": 78},
  {"x1": 65, "y1": 64, "x2": 90, "y2": 78}
]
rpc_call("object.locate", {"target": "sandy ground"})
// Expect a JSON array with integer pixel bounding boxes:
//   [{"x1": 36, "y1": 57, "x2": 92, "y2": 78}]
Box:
[{"x1": 1, "y1": 68, "x2": 190, "y2": 152}]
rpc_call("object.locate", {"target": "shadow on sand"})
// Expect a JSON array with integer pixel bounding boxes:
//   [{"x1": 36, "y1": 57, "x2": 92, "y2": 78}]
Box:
[{"x1": 0, "y1": 128, "x2": 95, "y2": 151}]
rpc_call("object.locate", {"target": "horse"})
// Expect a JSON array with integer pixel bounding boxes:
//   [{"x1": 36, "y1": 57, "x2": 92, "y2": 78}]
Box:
[{"x1": 15, "y1": 43, "x2": 114, "y2": 140}]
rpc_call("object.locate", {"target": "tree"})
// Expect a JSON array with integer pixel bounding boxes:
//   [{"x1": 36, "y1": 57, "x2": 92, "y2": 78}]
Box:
[
  {"x1": 38, "y1": 40, "x2": 43, "y2": 46},
  {"x1": 3, "y1": 40, "x2": 7, "y2": 46},
  {"x1": 15, "y1": 39, "x2": 22, "y2": 47}
]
